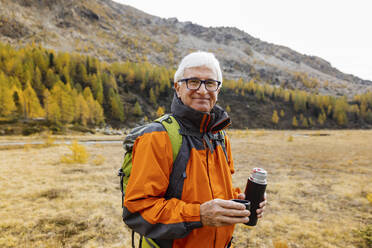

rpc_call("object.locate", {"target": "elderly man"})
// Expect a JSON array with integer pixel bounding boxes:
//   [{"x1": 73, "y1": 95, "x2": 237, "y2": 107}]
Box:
[{"x1": 123, "y1": 51, "x2": 266, "y2": 248}]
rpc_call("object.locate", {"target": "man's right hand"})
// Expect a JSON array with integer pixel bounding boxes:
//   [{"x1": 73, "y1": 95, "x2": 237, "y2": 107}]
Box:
[{"x1": 200, "y1": 199, "x2": 250, "y2": 227}]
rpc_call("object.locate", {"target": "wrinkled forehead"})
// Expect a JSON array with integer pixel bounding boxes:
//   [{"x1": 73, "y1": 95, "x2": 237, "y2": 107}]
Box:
[{"x1": 183, "y1": 66, "x2": 217, "y2": 80}]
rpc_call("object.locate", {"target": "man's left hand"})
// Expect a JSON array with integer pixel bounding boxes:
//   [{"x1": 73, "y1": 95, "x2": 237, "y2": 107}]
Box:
[{"x1": 237, "y1": 192, "x2": 267, "y2": 218}]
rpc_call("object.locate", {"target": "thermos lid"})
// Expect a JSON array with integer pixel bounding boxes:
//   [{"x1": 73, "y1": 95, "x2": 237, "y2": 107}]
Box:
[{"x1": 250, "y1": 168, "x2": 267, "y2": 185}]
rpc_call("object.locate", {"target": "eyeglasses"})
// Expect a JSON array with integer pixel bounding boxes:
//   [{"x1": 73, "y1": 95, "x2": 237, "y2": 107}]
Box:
[{"x1": 178, "y1": 78, "x2": 221, "y2": 92}]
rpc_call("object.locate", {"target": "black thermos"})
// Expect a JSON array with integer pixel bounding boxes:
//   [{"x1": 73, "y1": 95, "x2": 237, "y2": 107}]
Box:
[{"x1": 244, "y1": 168, "x2": 267, "y2": 226}]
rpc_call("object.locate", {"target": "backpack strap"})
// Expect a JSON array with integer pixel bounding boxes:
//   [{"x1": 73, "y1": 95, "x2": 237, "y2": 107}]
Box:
[
  {"x1": 210, "y1": 130, "x2": 229, "y2": 164},
  {"x1": 142, "y1": 236, "x2": 161, "y2": 248},
  {"x1": 155, "y1": 114, "x2": 182, "y2": 162},
  {"x1": 155, "y1": 115, "x2": 190, "y2": 201},
  {"x1": 219, "y1": 130, "x2": 229, "y2": 164},
  {"x1": 145, "y1": 115, "x2": 187, "y2": 247}
]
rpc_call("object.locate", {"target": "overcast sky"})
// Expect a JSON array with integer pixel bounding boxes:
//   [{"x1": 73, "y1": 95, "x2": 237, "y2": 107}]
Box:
[{"x1": 113, "y1": 0, "x2": 372, "y2": 81}]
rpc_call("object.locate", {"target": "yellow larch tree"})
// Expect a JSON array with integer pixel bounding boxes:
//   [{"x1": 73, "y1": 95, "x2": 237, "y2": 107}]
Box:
[
  {"x1": 43, "y1": 88, "x2": 61, "y2": 123},
  {"x1": 156, "y1": 106, "x2": 165, "y2": 117},
  {"x1": 226, "y1": 105, "x2": 231, "y2": 113},
  {"x1": 51, "y1": 81, "x2": 74, "y2": 123},
  {"x1": 149, "y1": 88, "x2": 157, "y2": 105},
  {"x1": 0, "y1": 73, "x2": 16, "y2": 117},
  {"x1": 75, "y1": 94, "x2": 89, "y2": 126},
  {"x1": 292, "y1": 116, "x2": 298, "y2": 127},
  {"x1": 272, "y1": 110, "x2": 279, "y2": 125},
  {"x1": 133, "y1": 101, "x2": 143, "y2": 116},
  {"x1": 301, "y1": 117, "x2": 309, "y2": 128},
  {"x1": 22, "y1": 82, "x2": 45, "y2": 119},
  {"x1": 92, "y1": 100, "x2": 105, "y2": 125}
]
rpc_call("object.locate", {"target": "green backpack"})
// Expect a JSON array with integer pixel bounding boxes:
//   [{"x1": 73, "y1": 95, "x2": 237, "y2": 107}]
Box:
[
  {"x1": 118, "y1": 114, "x2": 228, "y2": 248},
  {"x1": 118, "y1": 114, "x2": 183, "y2": 248},
  {"x1": 118, "y1": 114, "x2": 182, "y2": 205}
]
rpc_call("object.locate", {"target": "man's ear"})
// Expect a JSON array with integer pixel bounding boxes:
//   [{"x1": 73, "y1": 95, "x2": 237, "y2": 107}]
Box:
[
  {"x1": 174, "y1": 82, "x2": 180, "y2": 97},
  {"x1": 215, "y1": 86, "x2": 221, "y2": 102}
]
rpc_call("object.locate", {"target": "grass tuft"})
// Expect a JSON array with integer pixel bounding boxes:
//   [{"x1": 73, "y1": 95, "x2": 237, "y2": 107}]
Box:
[
  {"x1": 355, "y1": 225, "x2": 372, "y2": 248},
  {"x1": 37, "y1": 188, "x2": 69, "y2": 200},
  {"x1": 36, "y1": 215, "x2": 89, "y2": 239},
  {"x1": 92, "y1": 154, "x2": 105, "y2": 166}
]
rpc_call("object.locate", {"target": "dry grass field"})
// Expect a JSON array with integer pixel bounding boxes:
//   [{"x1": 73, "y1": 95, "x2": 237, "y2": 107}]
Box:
[{"x1": 0, "y1": 130, "x2": 371, "y2": 248}]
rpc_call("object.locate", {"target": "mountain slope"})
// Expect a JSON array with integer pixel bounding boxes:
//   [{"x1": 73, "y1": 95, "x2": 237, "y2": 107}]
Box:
[{"x1": 0, "y1": 0, "x2": 371, "y2": 98}]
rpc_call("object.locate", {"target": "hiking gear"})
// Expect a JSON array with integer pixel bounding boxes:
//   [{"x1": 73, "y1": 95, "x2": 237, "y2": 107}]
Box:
[
  {"x1": 123, "y1": 95, "x2": 238, "y2": 248},
  {"x1": 119, "y1": 114, "x2": 182, "y2": 208},
  {"x1": 119, "y1": 114, "x2": 183, "y2": 248}
]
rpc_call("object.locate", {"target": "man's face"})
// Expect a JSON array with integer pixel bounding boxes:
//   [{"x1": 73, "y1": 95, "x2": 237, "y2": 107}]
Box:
[{"x1": 174, "y1": 66, "x2": 220, "y2": 113}]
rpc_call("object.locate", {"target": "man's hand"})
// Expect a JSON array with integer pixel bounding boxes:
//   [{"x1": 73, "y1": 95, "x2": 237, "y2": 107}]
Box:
[
  {"x1": 257, "y1": 192, "x2": 267, "y2": 218},
  {"x1": 200, "y1": 198, "x2": 250, "y2": 227},
  {"x1": 237, "y1": 192, "x2": 267, "y2": 218}
]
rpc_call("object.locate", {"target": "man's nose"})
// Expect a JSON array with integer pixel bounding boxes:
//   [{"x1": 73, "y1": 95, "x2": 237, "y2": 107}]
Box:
[{"x1": 196, "y1": 83, "x2": 208, "y2": 94}]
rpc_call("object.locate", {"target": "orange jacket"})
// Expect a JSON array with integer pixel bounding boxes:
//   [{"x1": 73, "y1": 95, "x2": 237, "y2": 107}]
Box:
[{"x1": 124, "y1": 96, "x2": 240, "y2": 248}]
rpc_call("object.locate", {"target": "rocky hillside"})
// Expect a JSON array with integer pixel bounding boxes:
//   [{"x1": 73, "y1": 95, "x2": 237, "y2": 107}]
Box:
[{"x1": 0, "y1": 0, "x2": 371, "y2": 98}]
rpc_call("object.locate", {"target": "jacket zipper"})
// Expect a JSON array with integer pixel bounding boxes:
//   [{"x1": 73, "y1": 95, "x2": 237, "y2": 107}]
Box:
[
  {"x1": 203, "y1": 115, "x2": 217, "y2": 247},
  {"x1": 204, "y1": 115, "x2": 214, "y2": 199},
  {"x1": 205, "y1": 138, "x2": 217, "y2": 247},
  {"x1": 205, "y1": 144, "x2": 214, "y2": 199}
]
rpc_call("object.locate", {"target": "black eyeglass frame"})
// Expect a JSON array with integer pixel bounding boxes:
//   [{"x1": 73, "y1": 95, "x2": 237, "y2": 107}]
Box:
[{"x1": 178, "y1": 78, "x2": 222, "y2": 92}]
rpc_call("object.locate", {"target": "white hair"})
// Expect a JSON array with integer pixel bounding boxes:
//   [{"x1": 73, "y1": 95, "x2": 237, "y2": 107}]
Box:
[{"x1": 174, "y1": 51, "x2": 223, "y2": 84}]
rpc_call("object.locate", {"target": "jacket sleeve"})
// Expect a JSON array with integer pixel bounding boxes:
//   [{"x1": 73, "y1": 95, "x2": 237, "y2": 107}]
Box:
[
  {"x1": 123, "y1": 124, "x2": 202, "y2": 239},
  {"x1": 224, "y1": 134, "x2": 242, "y2": 198}
]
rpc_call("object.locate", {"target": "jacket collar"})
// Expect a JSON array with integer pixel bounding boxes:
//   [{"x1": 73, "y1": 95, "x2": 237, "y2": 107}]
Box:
[{"x1": 171, "y1": 94, "x2": 231, "y2": 134}]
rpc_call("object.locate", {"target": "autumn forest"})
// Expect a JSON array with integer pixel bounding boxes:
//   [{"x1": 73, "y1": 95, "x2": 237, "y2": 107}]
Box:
[{"x1": 0, "y1": 42, "x2": 372, "y2": 133}]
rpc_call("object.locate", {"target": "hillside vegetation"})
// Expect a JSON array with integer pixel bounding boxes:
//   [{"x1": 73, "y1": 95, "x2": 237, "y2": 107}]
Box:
[{"x1": 1, "y1": 42, "x2": 372, "y2": 134}]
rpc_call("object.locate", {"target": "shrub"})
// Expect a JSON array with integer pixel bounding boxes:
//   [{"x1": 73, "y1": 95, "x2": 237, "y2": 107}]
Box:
[
  {"x1": 367, "y1": 193, "x2": 372, "y2": 204},
  {"x1": 48, "y1": 122, "x2": 65, "y2": 134},
  {"x1": 22, "y1": 126, "x2": 41, "y2": 135},
  {"x1": 70, "y1": 125, "x2": 95, "y2": 134},
  {"x1": 273, "y1": 240, "x2": 288, "y2": 248},
  {"x1": 60, "y1": 140, "x2": 89, "y2": 164}
]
